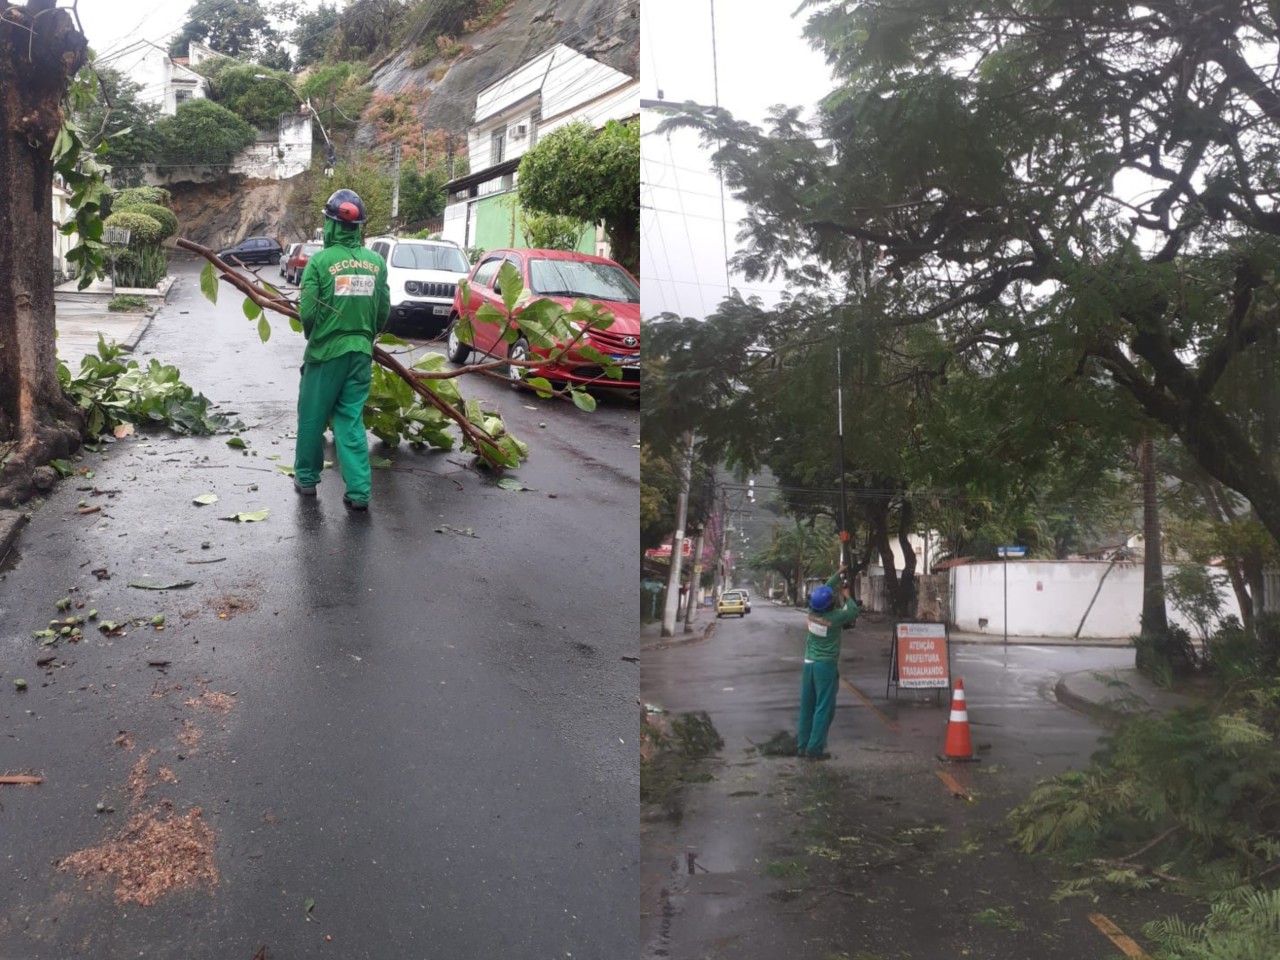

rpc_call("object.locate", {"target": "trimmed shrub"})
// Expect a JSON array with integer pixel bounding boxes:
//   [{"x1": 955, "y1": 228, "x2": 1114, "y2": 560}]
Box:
[
  {"x1": 104, "y1": 211, "x2": 166, "y2": 248},
  {"x1": 111, "y1": 202, "x2": 178, "y2": 241},
  {"x1": 113, "y1": 186, "x2": 171, "y2": 208}
]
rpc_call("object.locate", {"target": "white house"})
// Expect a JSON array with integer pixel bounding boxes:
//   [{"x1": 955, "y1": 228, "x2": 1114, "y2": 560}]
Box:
[
  {"x1": 96, "y1": 39, "x2": 208, "y2": 115},
  {"x1": 442, "y1": 43, "x2": 638, "y2": 254}
]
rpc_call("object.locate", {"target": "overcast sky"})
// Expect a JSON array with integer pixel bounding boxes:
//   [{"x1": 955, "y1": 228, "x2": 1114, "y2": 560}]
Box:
[
  {"x1": 640, "y1": 0, "x2": 833, "y2": 319},
  {"x1": 74, "y1": 0, "x2": 336, "y2": 61}
]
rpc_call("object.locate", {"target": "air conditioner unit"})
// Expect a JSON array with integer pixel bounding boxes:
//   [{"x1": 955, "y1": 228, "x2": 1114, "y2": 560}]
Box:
[{"x1": 512, "y1": 123, "x2": 528, "y2": 138}]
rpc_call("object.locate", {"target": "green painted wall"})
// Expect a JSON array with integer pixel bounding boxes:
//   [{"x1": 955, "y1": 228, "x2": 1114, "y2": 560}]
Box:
[{"x1": 472, "y1": 191, "x2": 596, "y2": 254}]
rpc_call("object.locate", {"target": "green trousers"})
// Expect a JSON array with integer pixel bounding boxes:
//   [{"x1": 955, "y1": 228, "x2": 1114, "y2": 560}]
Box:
[
  {"x1": 797, "y1": 660, "x2": 839, "y2": 756},
  {"x1": 295, "y1": 351, "x2": 372, "y2": 503}
]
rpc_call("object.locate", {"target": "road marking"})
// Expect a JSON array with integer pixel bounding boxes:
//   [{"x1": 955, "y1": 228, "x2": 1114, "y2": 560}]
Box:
[
  {"x1": 839, "y1": 677, "x2": 898, "y2": 732},
  {"x1": 1088, "y1": 913, "x2": 1151, "y2": 958},
  {"x1": 935, "y1": 769, "x2": 973, "y2": 801}
]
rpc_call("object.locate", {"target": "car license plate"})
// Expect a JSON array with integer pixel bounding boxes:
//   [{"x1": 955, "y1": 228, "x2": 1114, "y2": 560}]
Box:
[
  {"x1": 433, "y1": 305, "x2": 450, "y2": 316},
  {"x1": 611, "y1": 355, "x2": 640, "y2": 369}
]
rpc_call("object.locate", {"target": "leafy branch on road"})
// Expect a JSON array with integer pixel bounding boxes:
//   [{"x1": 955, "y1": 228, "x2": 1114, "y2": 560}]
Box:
[
  {"x1": 178, "y1": 238, "x2": 624, "y2": 469},
  {"x1": 58, "y1": 337, "x2": 241, "y2": 439}
]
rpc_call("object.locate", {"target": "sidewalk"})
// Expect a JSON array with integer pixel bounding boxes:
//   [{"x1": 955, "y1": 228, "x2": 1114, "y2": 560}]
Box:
[
  {"x1": 950, "y1": 629, "x2": 1130, "y2": 647},
  {"x1": 55, "y1": 298, "x2": 156, "y2": 364}
]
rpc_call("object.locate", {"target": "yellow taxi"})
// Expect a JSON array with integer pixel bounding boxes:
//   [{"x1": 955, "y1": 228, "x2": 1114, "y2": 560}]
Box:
[{"x1": 716, "y1": 590, "x2": 747, "y2": 618}]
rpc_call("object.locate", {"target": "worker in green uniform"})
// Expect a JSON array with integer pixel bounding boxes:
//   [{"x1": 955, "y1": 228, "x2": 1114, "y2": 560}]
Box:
[
  {"x1": 293, "y1": 189, "x2": 390, "y2": 510},
  {"x1": 797, "y1": 563, "x2": 861, "y2": 759}
]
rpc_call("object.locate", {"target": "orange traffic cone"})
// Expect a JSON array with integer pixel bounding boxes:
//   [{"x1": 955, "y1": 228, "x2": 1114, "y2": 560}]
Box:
[{"x1": 940, "y1": 677, "x2": 979, "y2": 762}]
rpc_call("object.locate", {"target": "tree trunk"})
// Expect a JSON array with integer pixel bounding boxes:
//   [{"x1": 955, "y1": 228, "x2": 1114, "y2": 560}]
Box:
[
  {"x1": 1137, "y1": 437, "x2": 1172, "y2": 674},
  {"x1": 868, "y1": 495, "x2": 900, "y2": 613},
  {"x1": 894, "y1": 496, "x2": 918, "y2": 616},
  {"x1": 0, "y1": 1, "x2": 88, "y2": 505}
]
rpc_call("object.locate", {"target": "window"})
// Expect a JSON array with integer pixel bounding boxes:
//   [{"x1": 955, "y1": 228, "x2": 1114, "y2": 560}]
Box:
[
  {"x1": 175, "y1": 88, "x2": 192, "y2": 106},
  {"x1": 528, "y1": 259, "x2": 640, "y2": 303},
  {"x1": 490, "y1": 128, "x2": 506, "y2": 167},
  {"x1": 389, "y1": 243, "x2": 470, "y2": 274},
  {"x1": 473, "y1": 258, "x2": 504, "y2": 289}
]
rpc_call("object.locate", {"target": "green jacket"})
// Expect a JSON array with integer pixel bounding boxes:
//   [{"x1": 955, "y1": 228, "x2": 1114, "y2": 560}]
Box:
[
  {"x1": 298, "y1": 218, "x2": 390, "y2": 363},
  {"x1": 803, "y1": 571, "x2": 861, "y2": 663}
]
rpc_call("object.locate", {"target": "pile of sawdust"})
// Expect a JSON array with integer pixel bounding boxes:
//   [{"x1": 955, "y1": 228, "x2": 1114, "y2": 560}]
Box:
[
  {"x1": 61, "y1": 805, "x2": 218, "y2": 906},
  {"x1": 184, "y1": 691, "x2": 236, "y2": 712},
  {"x1": 177, "y1": 720, "x2": 203, "y2": 750},
  {"x1": 126, "y1": 750, "x2": 156, "y2": 804}
]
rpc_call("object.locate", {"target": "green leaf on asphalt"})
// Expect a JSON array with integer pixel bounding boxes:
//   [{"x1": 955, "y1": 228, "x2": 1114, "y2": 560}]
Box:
[
  {"x1": 497, "y1": 478, "x2": 527, "y2": 491},
  {"x1": 257, "y1": 315, "x2": 271, "y2": 343},
  {"x1": 49, "y1": 459, "x2": 72, "y2": 478},
  {"x1": 226, "y1": 437, "x2": 247, "y2": 449},
  {"x1": 242, "y1": 299, "x2": 262, "y2": 321},
  {"x1": 371, "y1": 456, "x2": 393, "y2": 468},
  {"x1": 192, "y1": 493, "x2": 218, "y2": 505},
  {"x1": 222, "y1": 510, "x2": 270, "y2": 523},
  {"x1": 128, "y1": 579, "x2": 196, "y2": 590},
  {"x1": 275, "y1": 464, "x2": 296, "y2": 476},
  {"x1": 571, "y1": 390, "x2": 597, "y2": 413},
  {"x1": 200, "y1": 261, "x2": 218, "y2": 304}
]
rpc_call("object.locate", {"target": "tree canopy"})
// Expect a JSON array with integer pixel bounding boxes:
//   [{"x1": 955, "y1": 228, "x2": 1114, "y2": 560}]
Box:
[
  {"x1": 152, "y1": 99, "x2": 256, "y2": 167},
  {"x1": 170, "y1": 0, "x2": 290, "y2": 67},
  {"x1": 518, "y1": 119, "x2": 639, "y2": 274},
  {"x1": 196, "y1": 60, "x2": 300, "y2": 130},
  {"x1": 662, "y1": 0, "x2": 1280, "y2": 553}
]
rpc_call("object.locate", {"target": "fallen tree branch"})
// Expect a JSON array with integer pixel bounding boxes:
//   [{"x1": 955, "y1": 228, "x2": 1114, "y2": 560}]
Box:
[{"x1": 177, "y1": 238, "x2": 512, "y2": 467}]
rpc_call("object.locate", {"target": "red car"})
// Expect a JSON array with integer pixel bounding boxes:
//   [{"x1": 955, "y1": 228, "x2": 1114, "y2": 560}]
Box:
[
  {"x1": 285, "y1": 241, "x2": 323, "y2": 285},
  {"x1": 446, "y1": 249, "x2": 640, "y2": 388}
]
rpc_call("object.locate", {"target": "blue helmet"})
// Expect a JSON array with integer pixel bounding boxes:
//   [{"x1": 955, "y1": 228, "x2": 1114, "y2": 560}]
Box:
[{"x1": 809, "y1": 586, "x2": 835, "y2": 613}]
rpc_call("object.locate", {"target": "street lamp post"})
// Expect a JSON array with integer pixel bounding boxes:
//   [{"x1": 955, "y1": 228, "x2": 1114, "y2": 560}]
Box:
[{"x1": 254, "y1": 74, "x2": 335, "y2": 176}]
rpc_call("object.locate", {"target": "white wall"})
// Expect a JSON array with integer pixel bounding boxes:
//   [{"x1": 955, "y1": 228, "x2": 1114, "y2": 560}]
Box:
[
  {"x1": 137, "y1": 113, "x2": 311, "y2": 185},
  {"x1": 442, "y1": 203, "x2": 468, "y2": 247},
  {"x1": 950, "y1": 561, "x2": 1243, "y2": 639}
]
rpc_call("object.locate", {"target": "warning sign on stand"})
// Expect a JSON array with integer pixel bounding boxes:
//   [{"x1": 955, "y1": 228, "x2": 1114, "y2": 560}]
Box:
[{"x1": 887, "y1": 622, "x2": 951, "y2": 698}]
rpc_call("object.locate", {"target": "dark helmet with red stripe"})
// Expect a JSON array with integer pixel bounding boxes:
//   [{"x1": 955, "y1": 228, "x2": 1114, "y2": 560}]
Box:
[{"x1": 323, "y1": 189, "x2": 367, "y2": 225}]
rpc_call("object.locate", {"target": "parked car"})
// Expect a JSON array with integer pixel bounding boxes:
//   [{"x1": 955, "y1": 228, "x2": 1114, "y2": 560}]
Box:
[
  {"x1": 716, "y1": 590, "x2": 747, "y2": 618},
  {"x1": 366, "y1": 235, "x2": 471, "y2": 337},
  {"x1": 217, "y1": 236, "x2": 283, "y2": 266},
  {"x1": 285, "y1": 241, "x2": 323, "y2": 285},
  {"x1": 447, "y1": 249, "x2": 640, "y2": 388},
  {"x1": 279, "y1": 242, "x2": 300, "y2": 277}
]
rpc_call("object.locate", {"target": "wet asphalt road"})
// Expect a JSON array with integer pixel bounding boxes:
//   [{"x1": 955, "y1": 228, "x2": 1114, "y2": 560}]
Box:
[
  {"x1": 641, "y1": 603, "x2": 1156, "y2": 960},
  {"x1": 0, "y1": 257, "x2": 639, "y2": 958}
]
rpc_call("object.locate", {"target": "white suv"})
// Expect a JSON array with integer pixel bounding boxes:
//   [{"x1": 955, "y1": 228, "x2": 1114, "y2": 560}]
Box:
[{"x1": 366, "y1": 236, "x2": 472, "y2": 338}]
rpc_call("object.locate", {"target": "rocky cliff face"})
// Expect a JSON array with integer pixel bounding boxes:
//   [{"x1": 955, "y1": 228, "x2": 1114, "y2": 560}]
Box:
[
  {"x1": 168, "y1": 0, "x2": 639, "y2": 245},
  {"x1": 361, "y1": 0, "x2": 639, "y2": 143},
  {"x1": 168, "y1": 177, "x2": 307, "y2": 249}
]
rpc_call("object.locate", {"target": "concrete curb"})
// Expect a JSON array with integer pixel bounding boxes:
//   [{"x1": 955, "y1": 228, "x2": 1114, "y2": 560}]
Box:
[
  {"x1": 951, "y1": 634, "x2": 1132, "y2": 647},
  {"x1": 0, "y1": 509, "x2": 28, "y2": 563},
  {"x1": 119, "y1": 311, "x2": 155, "y2": 352},
  {"x1": 1053, "y1": 674, "x2": 1123, "y2": 723},
  {"x1": 643, "y1": 619, "x2": 718, "y2": 651}
]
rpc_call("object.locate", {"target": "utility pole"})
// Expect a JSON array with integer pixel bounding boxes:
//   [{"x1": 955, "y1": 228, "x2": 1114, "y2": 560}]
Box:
[
  {"x1": 391, "y1": 142, "x2": 402, "y2": 221},
  {"x1": 683, "y1": 472, "x2": 715, "y2": 632},
  {"x1": 835, "y1": 344, "x2": 851, "y2": 578},
  {"x1": 661, "y1": 434, "x2": 696, "y2": 637},
  {"x1": 683, "y1": 523, "x2": 706, "y2": 632}
]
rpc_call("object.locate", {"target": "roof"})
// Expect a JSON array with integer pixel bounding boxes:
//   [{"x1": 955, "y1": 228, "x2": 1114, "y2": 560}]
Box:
[{"x1": 473, "y1": 43, "x2": 632, "y2": 126}]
